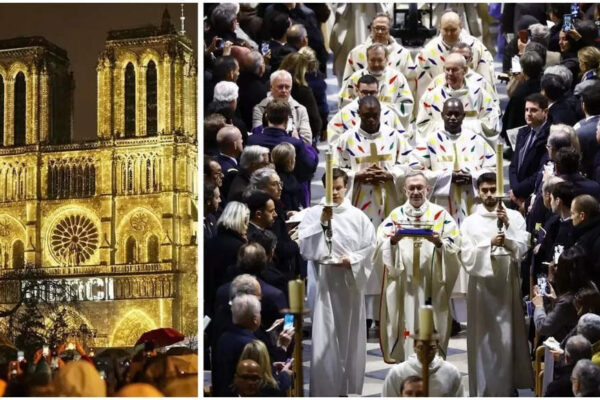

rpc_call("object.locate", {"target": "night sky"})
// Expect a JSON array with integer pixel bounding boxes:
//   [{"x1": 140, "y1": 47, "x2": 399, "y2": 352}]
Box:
[{"x1": 0, "y1": 3, "x2": 198, "y2": 141}]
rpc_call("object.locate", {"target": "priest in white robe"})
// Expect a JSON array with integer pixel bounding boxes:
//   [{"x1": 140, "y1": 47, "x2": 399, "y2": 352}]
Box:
[
  {"x1": 416, "y1": 53, "x2": 499, "y2": 142},
  {"x1": 460, "y1": 172, "x2": 534, "y2": 396},
  {"x1": 375, "y1": 171, "x2": 462, "y2": 363},
  {"x1": 342, "y1": 13, "x2": 417, "y2": 95},
  {"x1": 339, "y1": 44, "x2": 414, "y2": 128},
  {"x1": 414, "y1": 11, "x2": 495, "y2": 104},
  {"x1": 298, "y1": 168, "x2": 376, "y2": 397},
  {"x1": 333, "y1": 95, "x2": 413, "y2": 320},
  {"x1": 327, "y1": 74, "x2": 409, "y2": 146}
]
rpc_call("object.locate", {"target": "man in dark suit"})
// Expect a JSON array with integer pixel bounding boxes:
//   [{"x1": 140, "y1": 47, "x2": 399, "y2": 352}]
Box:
[
  {"x1": 238, "y1": 50, "x2": 269, "y2": 129},
  {"x1": 227, "y1": 145, "x2": 270, "y2": 203},
  {"x1": 247, "y1": 100, "x2": 317, "y2": 184},
  {"x1": 216, "y1": 126, "x2": 243, "y2": 200},
  {"x1": 203, "y1": 181, "x2": 220, "y2": 242},
  {"x1": 555, "y1": 147, "x2": 600, "y2": 200},
  {"x1": 546, "y1": 336, "x2": 592, "y2": 395},
  {"x1": 575, "y1": 83, "x2": 600, "y2": 177},
  {"x1": 509, "y1": 93, "x2": 550, "y2": 208},
  {"x1": 542, "y1": 73, "x2": 579, "y2": 126}
]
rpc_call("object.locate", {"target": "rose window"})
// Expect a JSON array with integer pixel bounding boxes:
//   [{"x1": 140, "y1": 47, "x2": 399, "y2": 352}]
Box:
[{"x1": 50, "y1": 215, "x2": 99, "y2": 265}]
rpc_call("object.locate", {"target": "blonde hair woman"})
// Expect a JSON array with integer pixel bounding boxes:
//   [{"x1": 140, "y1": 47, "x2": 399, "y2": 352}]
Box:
[
  {"x1": 239, "y1": 340, "x2": 292, "y2": 396},
  {"x1": 575, "y1": 46, "x2": 600, "y2": 96}
]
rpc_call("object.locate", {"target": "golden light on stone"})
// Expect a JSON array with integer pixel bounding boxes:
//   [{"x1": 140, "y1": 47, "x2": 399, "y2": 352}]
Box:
[{"x1": 0, "y1": 11, "x2": 197, "y2": 348}]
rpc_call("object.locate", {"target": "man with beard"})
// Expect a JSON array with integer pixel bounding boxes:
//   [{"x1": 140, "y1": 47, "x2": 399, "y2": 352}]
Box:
[
  {"x1": 460, "y1": 173, "x2": 534, "y2": 396},
  {"x1": 374, "y1": 171, "x2": 461, "y2": 363},
  {"x1": 339, "y1": 43, "x2": 414, "y2": 127}
]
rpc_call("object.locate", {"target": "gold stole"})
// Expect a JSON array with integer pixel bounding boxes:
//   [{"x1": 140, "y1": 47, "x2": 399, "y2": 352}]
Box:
[{"x1": 413, "y1": 216, "x2": 422, "y2": 285}]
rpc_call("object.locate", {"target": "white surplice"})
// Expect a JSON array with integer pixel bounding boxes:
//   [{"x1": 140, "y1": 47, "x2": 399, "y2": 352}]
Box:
[
  {"x1": 460, "y1": 204, "x2": 534, "y2": 396},
  {"x1": 298, "y1": 198, "x2": 376, "y2": 397},
  {"x1": 374, "y1": 201, "x2": 462, "y2": 363}
]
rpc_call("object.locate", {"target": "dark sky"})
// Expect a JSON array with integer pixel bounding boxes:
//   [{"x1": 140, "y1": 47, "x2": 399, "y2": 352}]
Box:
[{"x1": 0, "y1": 3, "x2": 198, "y2": 141}]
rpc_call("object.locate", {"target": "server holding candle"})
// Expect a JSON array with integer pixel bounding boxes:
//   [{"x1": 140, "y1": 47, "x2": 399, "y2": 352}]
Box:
[{"x1": 298, "y1": 168, "x2": 377, "y2": 396}]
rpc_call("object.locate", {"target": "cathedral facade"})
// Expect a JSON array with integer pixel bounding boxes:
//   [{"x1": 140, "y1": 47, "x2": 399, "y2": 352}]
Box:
[{"x1": 0, "y1": 12, "x2": 197, "y2": 347}]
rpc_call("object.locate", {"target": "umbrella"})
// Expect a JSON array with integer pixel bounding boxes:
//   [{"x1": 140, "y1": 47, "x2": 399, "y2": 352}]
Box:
[
  {"x1": 135, "y1": 327, "x2": 184, "y2": 347},
  {"x1": 95, "y1": 348, "x2": 131, "y2": 360}
]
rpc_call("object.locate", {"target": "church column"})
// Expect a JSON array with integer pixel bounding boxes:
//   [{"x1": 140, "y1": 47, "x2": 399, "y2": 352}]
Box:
[
  {"x1": 39, "y1": 64, "x2": 50, "y2": 144},
  {"x1": 25, "y1": 201, "x2": 38, "y2": 265},
  {"x1": 113, "y1": 62, "x2": 124, "y2": 137},
  {"x1": 185, "y1": 56, "x2": 197, "y2": 138},
  {"x1": 137, "y1": 65, "x2": 147, "y2": 137},
  {"x1": 173, "y1": 54, "x2": 184, "y2": 132},
  {"x1": 5, "y1": 77, "x2": 13, "y2": 146},
  {"x1": 162, "y1": 54, "x2": 173, "y2": 134},
  {"x1": 30, "y1": 63, "x2": 39, "y2": 144}
]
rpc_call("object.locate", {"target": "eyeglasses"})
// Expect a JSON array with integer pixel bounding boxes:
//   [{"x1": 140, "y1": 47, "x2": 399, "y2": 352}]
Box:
[{"x1": 372, "y1": 26, "x2": 389, "y2": 33}]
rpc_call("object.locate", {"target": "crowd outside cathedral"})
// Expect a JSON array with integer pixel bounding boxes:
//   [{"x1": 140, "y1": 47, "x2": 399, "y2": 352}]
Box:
[{"x1": 203, "y1": 3, "x2": 600, "y2": 397}]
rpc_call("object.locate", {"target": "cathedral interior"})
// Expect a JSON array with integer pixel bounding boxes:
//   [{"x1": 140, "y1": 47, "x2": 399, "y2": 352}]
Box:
[{"x1": 0, "y1": 10, "x2": 198, "y2": 347}]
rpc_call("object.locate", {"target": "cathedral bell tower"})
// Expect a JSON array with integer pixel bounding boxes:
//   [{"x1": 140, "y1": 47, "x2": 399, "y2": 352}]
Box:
[
  {"x1": 0, "y1": 37, "x2": 73, "y2": 146},
  {"x1": 96, "y1": 9, "x2": 197, "y2": 139}
]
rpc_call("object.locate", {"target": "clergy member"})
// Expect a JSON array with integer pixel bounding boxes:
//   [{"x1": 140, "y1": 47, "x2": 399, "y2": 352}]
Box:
[
  {"x1": 375, "y1": 171, "x2": 462, "y2": 363},
  {"x1": 460, "y1": 172, "x2": 534, "y2": 396},
  {"x1": 414, "y1": 10, "x2": 495, "y2": 103},
  {"x1": 342, "y1": 13, "x2": 417, "y2": 94},
  {"x1": 339, "y1": 43, "x2": 414, "y2": 128},
  {"x1": 298, "y1": 168, "x2": 376, "y2": 397},
  {"x1": 333, "y1": 95, "x2": 413, "y2": 324},
  {"x1": 415, "y1": 53, "x2": 499, "y2": 141},
  {"x1": 327, "y1": 74, "x2": 409, "y2": 146}
]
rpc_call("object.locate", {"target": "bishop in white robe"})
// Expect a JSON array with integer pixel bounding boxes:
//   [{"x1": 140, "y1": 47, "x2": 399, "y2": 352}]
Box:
[
  {"x1": 342, "y1": 14, "x2": 417, "y2": 94},
  {"x1": 339, "y1": 44, "x2": 414, "y2": 127},
  {"x1": 414, "y1": 11, "x2": 495, "y2": 103},
  {"x1": 298, "y1": 172, "x2": 376, "y2": 397},
  {"x1": 460, "y1": 175, "x2": 534, "y2": 396},
  {"x1": 415, "y1": 53, "x2": 499, "y2": 141},
  {"x1": 334, "y1": 96, "x2": 413, "y2": 318},
  {"x1": 375, "y1": 172, "x2": 462, "y2": 363}
]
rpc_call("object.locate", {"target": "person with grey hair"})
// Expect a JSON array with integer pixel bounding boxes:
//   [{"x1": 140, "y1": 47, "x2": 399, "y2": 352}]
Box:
[
  {"x1": 252, "y1": 69, "x2": 312, "y2": 144},
  {"x1": 339, "y1": 42, "x2": 414, "y2": 121},
  {"x1": 571, "y1": 359, "x2": 600, "y2": 396},
  {"x1": 209, "y1": 3, "x2": 239, "y2": 43},
  {"x1": 285, "y1": 24, "x2": 308, "y2": 50},
  {"x1": 544, "y1": 65, "x2": 585, "y2": 122},
  {"x1": 547, "y1": 334, "x2": 593, "y2": 396},
  {"x1": 227, "y1": 145, "x2": 270, "y2": 203},
  {"x1": 577, "y1": 313, "x2": 600, "y2": 347},
  {"x1": 213, "y1": 81, "x2": 239, "y2": 104},
  {"x1": 238, "y1": 50, "x2": 268, "y2": 129}
]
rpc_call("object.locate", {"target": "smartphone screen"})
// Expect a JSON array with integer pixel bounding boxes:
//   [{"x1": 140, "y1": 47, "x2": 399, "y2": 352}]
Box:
[
  {"x1": 563, "y1": 14, "x2": 572, "y2": 32},
  {"x1": 283, "y1": 313, "x2": 294, "y2": 331},
  {"x1": 511, "y1": 55, "x2": 522, "y2": 74},
  {"x1": 42, "y1": 345, "x2": 49, "y2": 357},
  {"x1": 17, "y1": 351, "x2": 24, "y2": 362}
]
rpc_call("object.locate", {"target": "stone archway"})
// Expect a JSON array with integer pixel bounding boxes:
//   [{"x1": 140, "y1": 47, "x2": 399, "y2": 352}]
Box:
[{"x1": 109, "y1": 309, "x2": 157, "y2": 347}]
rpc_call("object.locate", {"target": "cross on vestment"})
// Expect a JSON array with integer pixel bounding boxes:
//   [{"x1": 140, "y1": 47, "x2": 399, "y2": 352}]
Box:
[{"x1": 353, "y1": 142, "x2": 394, "y2": 206}]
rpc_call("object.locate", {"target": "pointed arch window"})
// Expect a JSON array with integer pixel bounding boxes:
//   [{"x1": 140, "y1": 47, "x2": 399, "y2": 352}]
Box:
[
  {"x1": 14, "y1": 72, "x2": 26, "y2": 146},
  {"x1": 147, "y1": 234, "x2": 159, "y2": 263},
  {"x1": 126, "y1": 236, "x2": 136, "y2": 264},
  {"x1": 146, "y1": 61, "x2": 157, "y2": 136},
  {"x1": 124, "y1": 63, "x2": 136, "y2": 137},
  {"x1": 12, "y1": 240, "x2": 24, "y2": 269}
]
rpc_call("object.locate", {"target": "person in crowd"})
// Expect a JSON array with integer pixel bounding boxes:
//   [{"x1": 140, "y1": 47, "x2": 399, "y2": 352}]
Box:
[
  {"x1": 227, "y1": 145, "x2": 270, "y2": 203},
  {"x1": 415, "y1": 10, "x2": 495, "y2": 102},
  {"x1": 339, "y1": 43, "x2": 414, "y2": 126},
  {"x1": 502, "y1": 51, "x2": 545, "y2": 140},
  {"x1": 280, "y1": 52, "x2": 322, "y2": 141},
  {"x1": 571, "y1": 359, "x2": 600, "y2": 396},
  {"x1": 461, "y1": 173, "x2": 534, "y2": 396},
  {"x1": 204, "y1": 113, "x2": 227, "y2": 156},
  {"x1": 246, "y1": 227, "x2": 287, "y2": 294},
  {"x1": 382, "y1": 339, "x2": 464, "y2": 397},
  {"x1": 204, "y1": 201, "x2": 250, "y2": 318},
  {"x1": 239, "y1": 340, "x2": 292, "y2": 396},
  {"x1": 576, "y1": 313, "x2": 600, "y2": 366},
  {"x1": 532, "y1": 246, "x2": 587, "y2": 343},
  {"x1": 205, "y1": 156, "x2": 224, "y2": 190},
  {"x1": 204, "y1": 181, "x2": 221, "y2": 242},
  {"x1": 569, "y1": 195, "x2": 600, "y2": 287},
  {"x1": 252, "y1": 70, "x2": 312, "y2": 145},
  {"x1": 546, "y1": 335, "x2": 593, "y2": 397},
  {"x1": 375, "y1": 171, "x2": 461, "y2": 363},
  {"x1": 558, "y1": 28, "x2": 582, "y2": 83},
  {"x1": 542, "y1": 73, "x2": 580, "y2": 126},
  {"x1": 270, "y1": 24, "x2": 306, "y2": 72},
  {"x1": 342, "y1": 13, "x2": 417, "y2": 94},
  {"x1": 207, "y1": 3, "x2": 241, "y2": 45},
  {"x1": 205, "y1": 56, "x2": 240, "y2": 111},
  {"x1": 416, "y1": 52, "x2": 500, "y2": 140},
  {"x1": 554, "y1": 146, "x2": 600, "y2": 200},
  {"x1": 216, "y1": 125, "x2": 244, "y2": 199},
  {"x1": 509, "y1": 93, "x2": 550, "y2": 209},
  {"x1": 238, "y1": 50, "x2": 269, "y2": 130},
  {"x1": 398, "y1": 376, "x2": 425, "y2": 397},
  {"x1": 328, "y1": 74, "x2": 408, "y2": 146},
  {"x1": 299, "y1": 46, "x2": 329, "y2": 143},
  {"x1": 575, "y1": 46, "x2": 600, "y2": 96},
  {"x1": 298, "y1": 168, "x2": 376, "y2": 396},
  {"x1": 575, "y1": 83, "x2": 600, "y2": 177},
  {"x1": 271, "y1": 143, "x2": 303, "y2": 213},
  {"x1": 548, "y1": 4, "x2": 573, "y2": 52},
  {"x1": 207, "y1": 81, "x2": 248, "y2": 138}
]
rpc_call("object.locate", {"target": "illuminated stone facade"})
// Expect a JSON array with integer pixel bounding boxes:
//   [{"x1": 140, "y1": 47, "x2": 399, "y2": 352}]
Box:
[{"x1": 0, "y1": 13, "x2": 198, "y2": 347}]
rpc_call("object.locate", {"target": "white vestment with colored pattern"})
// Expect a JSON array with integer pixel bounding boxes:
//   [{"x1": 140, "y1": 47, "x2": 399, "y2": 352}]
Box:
[
  {"x1": 374, "y1": 201, "x2": 461, "y2": 363},
  {"x1": 333, "y1": 124, "x2": 413, "y2": 299},
  {"x1": 339, "y1": 67, "x2": 414, "y2": 128}
]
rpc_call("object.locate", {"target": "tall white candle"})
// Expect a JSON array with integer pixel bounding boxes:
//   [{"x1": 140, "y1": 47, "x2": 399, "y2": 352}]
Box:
[
  {"x1": 288, "y1": 278, "x2": 305, "y2": 313},
  {"x1": 419, "y1": 306, "x2": 434, "y2": 340},
  {"x1": 325, "y1": 150, "x2": 333, "y2": 204},
  {"x1": 496, "y1": 142, "x2": 504, "y2": 195}
]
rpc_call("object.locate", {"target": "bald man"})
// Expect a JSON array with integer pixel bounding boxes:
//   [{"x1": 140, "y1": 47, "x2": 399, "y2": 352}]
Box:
[
  {"x1": 415, "y1": 53, "x2": 499, "y2": 141},
  {"x1": 232, "y1": 359, "x2": 262, "y2": 396},
  {"x1": 217, "y1": 126, "x2": 244, "y2": 199},
  {"x1": 414, "y1": 11, "x2": 496, "y2": 105},
  {"x1": 339, "y1": 43, "x2": 414, "y2": 128}
]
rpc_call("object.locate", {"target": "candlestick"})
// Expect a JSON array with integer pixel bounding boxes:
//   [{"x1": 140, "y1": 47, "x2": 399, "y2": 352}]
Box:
[
  {"x1": 419, "y1": 306, "x2": 434, "y2": 340},
  {"x1": 496, "y1": 142, "x2": 504, "y2": 195},
  {"x1": 288, "y1": 278, "x2": 305, "y2": 313},
  {"x1": 325, "y1": 149, "x2": 333, "y2": 205}
]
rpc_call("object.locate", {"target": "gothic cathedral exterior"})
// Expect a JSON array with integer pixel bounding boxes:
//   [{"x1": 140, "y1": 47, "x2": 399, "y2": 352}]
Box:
[{"x1": 0, "y1": 12, "x2": 197, "y2": 347}]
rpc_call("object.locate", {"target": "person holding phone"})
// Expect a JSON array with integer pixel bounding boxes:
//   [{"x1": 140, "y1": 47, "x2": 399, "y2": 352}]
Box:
[{"x1": 298, "y1": 168, "x2": 376, "y2": 396}]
